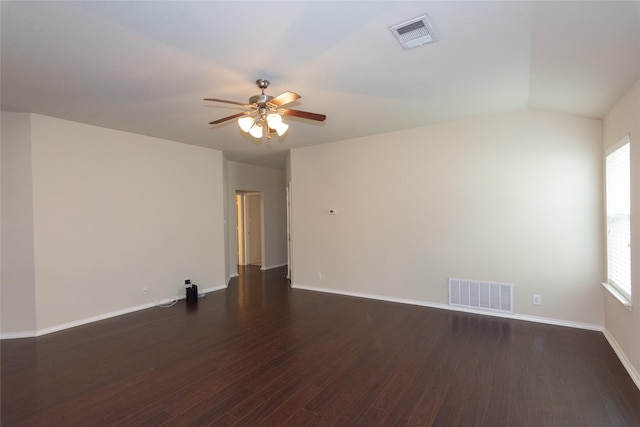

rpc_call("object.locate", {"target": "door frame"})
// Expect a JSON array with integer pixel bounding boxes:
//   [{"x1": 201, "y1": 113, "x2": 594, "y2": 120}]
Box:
[
  {"x1": 286, "y1": 182, "x2": 292, "y2": 280},
  {"x1": 236, "y1": 190, "x2": 264, "y2": 267}
]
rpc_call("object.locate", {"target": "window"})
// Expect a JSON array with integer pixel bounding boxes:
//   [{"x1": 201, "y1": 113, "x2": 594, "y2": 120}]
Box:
[{"x1": 605, "y1": 135, "x2": 631, "y2": 302}]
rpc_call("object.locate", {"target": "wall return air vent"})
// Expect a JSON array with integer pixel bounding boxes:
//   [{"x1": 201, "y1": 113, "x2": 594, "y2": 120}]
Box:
[
  {"x1": 389, "y1": 14, "x2": 438, "y2": 50},
  {"x1": 449, "y1": 278, "x2": 513, "y2": 314}
]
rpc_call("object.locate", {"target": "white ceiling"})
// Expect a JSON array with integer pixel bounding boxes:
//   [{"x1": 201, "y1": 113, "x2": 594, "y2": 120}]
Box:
[{"x1": 2, "y1": 1, "x2": 639, "y2": 169}]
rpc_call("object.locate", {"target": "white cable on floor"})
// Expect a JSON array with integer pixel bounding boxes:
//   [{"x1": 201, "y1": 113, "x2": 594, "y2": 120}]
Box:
[{"x1": 145, "y1": 289, "x2": 178, "y2": 308}]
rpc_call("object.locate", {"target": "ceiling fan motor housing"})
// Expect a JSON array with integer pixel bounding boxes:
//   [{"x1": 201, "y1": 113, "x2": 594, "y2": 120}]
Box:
[{"x1": 249, "y1": 94, "x2": 274, "y2": 107}]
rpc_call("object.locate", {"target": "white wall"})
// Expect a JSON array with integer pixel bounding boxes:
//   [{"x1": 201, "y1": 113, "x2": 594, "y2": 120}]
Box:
[
  {"x1": 1, "y1": 113, "x2": 37, "y2": 334},
  {"x1": 603, "y1": 77, "x2": 640, "y2": 387},
  {"x1": 290, "y1": 110, "x2": 603, "y2": 327},
  {"x1": 226, "y1": 161, "x2": 287, "y2": 278},
  {"x1": 1, "y1": 113, "x2": 226, "y2": 335}
]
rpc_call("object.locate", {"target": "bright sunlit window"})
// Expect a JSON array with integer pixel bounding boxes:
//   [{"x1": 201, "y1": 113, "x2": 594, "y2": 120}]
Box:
[{"x1": 605, "y1": 135, "x2": 631, "y2": 302}]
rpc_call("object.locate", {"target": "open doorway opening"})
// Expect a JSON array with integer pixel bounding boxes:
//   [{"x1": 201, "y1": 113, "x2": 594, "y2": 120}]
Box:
[
  {"x1": 236, "y1": 191, "x2": 263, "y2": 267},
  {"x1": 286, "y1": 182, "x2": 292, "y2": 280}
]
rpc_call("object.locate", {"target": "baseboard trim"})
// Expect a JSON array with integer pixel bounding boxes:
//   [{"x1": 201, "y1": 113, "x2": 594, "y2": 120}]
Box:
[
  {"x1": 195, "y1": 285, "x2": 226, "y2": 301},
  {"x1": 34, "y1": 302, "x2": 158, "y2": 338},
  {"x1": 0, "y1": 330, "x2": 38, "y2": 339},
  {"x1": 603, "y1": 328, "x2": 640, "y2": 391},
  {"x1": 291, "y1": 284, "x2": 603, "y2": 332},
  {"x1": 1, "y1": 285, "x2": 227, "y2": 340},
  {"x1": 1, "y1": 302, "x2": 157, "y2": 339}
]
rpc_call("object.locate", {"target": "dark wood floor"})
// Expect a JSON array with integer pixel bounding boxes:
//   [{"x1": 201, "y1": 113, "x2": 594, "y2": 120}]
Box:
[{"x1": 3, "y1": 265, "x2": 640, "y2": 426}]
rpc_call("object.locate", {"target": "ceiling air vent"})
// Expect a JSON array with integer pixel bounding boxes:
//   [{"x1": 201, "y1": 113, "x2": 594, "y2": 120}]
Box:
[{"x1": 389, "y1": 15, "x2": 438, "y2": 50}]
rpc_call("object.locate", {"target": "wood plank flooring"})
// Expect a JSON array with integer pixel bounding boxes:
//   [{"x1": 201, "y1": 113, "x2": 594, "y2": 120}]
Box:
[{"x1": 3, "y1": 265, "x2": 640, "y2": 426}]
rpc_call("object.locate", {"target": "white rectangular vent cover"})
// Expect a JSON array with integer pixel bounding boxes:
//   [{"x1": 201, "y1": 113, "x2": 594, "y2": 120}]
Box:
[
  {"x1": 449, "y1": 278, "x2": 513, "y2": 314},
  {"x1": 389, "y1": 15, "x2": 438, "y2": 50}
]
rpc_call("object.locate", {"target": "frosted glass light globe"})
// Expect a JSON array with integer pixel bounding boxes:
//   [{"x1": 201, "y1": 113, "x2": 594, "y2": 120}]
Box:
[
  {"x1": 249, "y1": 123, "x2": 263, "y2": 138},
  {"x1": 238, "y1": 116, "x2": 254, "y2": 133}
]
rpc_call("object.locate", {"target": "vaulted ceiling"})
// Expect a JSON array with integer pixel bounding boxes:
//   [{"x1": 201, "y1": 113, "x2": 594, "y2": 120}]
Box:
[{"x1": 2, "y1": 1, "x2": 639, "y2": 169}]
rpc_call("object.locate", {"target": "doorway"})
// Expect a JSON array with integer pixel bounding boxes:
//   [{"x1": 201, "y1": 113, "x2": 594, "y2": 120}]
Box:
[
  {"x1": 286, "y1": 182, "x2": 292, "y2": 280},
  {"x1": 236, "y1": 191, "x2": 263, "y2": 267}
]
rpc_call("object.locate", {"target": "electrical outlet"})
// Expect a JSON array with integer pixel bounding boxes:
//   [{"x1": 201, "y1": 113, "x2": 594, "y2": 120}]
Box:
[
  {"x1": 142, "y1": 287, "x2": 148, "y2": 294},
  {"x1": 532, "y1": 294, "x2": 541, "y2": 305},
  {"x1": 316, "y1": 272, "x2": 322, "y2": 280}
]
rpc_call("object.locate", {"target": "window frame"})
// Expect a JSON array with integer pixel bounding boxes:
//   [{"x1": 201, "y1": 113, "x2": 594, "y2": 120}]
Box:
[{"x1": 602, "y1": 135, "x2": 632, "y2": 309}]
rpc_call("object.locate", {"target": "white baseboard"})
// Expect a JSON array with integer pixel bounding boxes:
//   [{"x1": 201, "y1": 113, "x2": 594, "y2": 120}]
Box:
[
  {"x1": 291, "y1": 284, "x2": 603, "y2": 331},
  {"x1": 0, "y1": 330, "x2": 38, "y2": 339},
  {"x1": 34, "y1": 302, "x2": 158, "y2": 337},
  {"x1": 603, "y1": 328, "x2": 640, "y2": 391},
  {"x1": 0, "y1": 301, "x2": 157, "y2": 339},
  {"x1": 199, "y1": 285, "x2": 226, "y2": 295},
  {"x1": 1, "y1": 285, "x2": 227, "y2": 340}
]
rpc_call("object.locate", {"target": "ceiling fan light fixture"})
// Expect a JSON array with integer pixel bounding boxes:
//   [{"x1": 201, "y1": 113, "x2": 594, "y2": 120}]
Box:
[
  {"x1": 205, "y1": 78, "x2": 325, "y2": 141},
  {"x1": 238, "y1": 116, "x2": 254, "y2": 132},
  {"x1": 267, "y1": 113, "x2": 289, "y2": 136},
  {"x1": 273, "y1": 121, "x2": 289, "y2": 137},
  {"x1": 266, "y1": 113, "x2": 282, "y2": 127},
  {"x1": 249, "y1": 123, "x2": 264, "y2": 139}
]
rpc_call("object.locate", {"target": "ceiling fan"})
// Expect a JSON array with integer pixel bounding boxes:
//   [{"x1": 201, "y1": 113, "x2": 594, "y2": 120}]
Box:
[{"x1": 204, "y1": 79, "x2": 326, "y2": 140}]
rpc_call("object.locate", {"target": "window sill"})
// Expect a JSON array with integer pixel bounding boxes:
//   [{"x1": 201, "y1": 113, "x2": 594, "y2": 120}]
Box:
[{"x1": 601, "y1": 282, "x2": 632, "y2": 311}]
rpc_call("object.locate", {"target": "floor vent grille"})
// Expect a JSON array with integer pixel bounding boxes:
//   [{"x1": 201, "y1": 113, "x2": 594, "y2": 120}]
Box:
[{"x1": 449, "y1": 278, "x2": 513, "y2": 314}]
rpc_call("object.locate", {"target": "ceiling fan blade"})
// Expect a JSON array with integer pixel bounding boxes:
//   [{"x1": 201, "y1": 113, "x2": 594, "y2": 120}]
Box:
[
  {"x1": 267, "y1": 91, "x2": 301, "y2": 108},
  {"x1": 280, "y1": 108, "x2": 326, "y2": 122},
  {"x1": 203, "y1": 98, "x2": 252, "y2": 107},
  {"x1": 209, "y1": 111, "x2": 250, "y2": 125}
]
